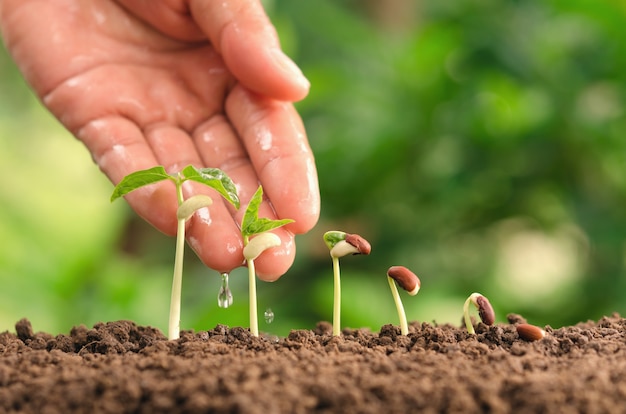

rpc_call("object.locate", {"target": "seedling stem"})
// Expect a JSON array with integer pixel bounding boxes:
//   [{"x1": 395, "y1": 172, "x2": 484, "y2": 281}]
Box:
[
  {"x1": 388, "y1": 276, "x2": 408, "y2": 335},
  {"x1": 332, "y1": 255, "x2": 342, "y2": 337},
  {"x1": 168, "y1": 181, "x2": 187, "y2": 341},
  {"x1": 244, "y1": 235, "x2": 259, "y2": 337}
]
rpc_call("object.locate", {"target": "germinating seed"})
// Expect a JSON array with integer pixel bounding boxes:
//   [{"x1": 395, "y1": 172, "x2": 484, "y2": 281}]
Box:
[
  {"x1": 387, "y1": 266, "x2": 421, "y2": 296},
  {"x1": 476, "y1": 295, "x2": 495, "y2": 326}
]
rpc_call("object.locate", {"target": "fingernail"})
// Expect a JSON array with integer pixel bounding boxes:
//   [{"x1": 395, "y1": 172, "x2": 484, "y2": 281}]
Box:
[{"x1": 271, "y1": 49, "x2": 310, "y2": 91}]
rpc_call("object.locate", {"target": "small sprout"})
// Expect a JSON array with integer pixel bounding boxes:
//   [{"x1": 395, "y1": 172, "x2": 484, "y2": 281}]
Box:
[
  {"x1": 241, "y1": 186, "x2": 293, "y2": 337},
  {"x1": 323, "y1": 231, "x2": 372, "y2": 336},
  {"x1": 463, "y1": 292, "x2": 495, "y2": 335},
  {"x1": 111, "y1": 165, "x2": 239, "y2": 340},
  {"x1": 387, "y1": 266, "x2": 420, "y2": 296},
  {"x1": 516, "y1": 323, "x2": 546, "y2": 341},
  {"x1": 387, "y1": 266, "x2": 421, "y2": 335}
]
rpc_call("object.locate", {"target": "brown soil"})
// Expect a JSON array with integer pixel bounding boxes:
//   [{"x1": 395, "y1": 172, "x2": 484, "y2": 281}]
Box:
[{"x1": 1, "y1": 314, "x2": 625, "y2": 413}]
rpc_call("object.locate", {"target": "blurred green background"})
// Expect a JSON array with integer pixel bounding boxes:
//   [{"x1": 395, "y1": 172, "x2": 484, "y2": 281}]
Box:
[{"x1": 1, "y1": 0, "x2": 625, "y2": 337}]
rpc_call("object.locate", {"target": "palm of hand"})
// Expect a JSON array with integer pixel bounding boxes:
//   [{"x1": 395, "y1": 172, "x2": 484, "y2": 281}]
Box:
[{"x1": 1, "y1": 0, "x2": 319, "y2": 278}]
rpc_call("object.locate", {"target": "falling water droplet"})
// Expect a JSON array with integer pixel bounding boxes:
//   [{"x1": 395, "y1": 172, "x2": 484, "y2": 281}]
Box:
[
  {"x1": 264, "y1": 308, "x2": 274, "y2": 324},
  {"x1": 217, "y1": 272, "x2": 233, "y2": 308}
]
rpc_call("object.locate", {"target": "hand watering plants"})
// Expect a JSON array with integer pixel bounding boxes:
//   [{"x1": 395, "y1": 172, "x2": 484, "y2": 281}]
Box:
[
  {"x1": 3, "y1": 0, "x2": 626, "y2": 410},
  {"x1": 1, "y1": 0, "x2": 599, "y2": 346},
  {"x1": 0, "y1": 0, "x2": 320, "y2": 280}
]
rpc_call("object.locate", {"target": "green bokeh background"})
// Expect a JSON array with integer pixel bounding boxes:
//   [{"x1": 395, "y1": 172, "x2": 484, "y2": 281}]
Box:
[{"x1": 1, "y1": 0, "x2": 625, "y2": 336}]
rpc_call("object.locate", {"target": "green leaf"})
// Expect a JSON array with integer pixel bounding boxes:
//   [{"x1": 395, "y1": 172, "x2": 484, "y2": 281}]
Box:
[
  {"x1": 242, "y1": 186, "x2": 263, "y2": 235},
  {"x1": 110, "y1": 166, "x2": 171, "y2": 202},
  {"x1": 182, "y1": 165, "x2": 240, "y2": 209},
  {"x1": 241, "y1": 186, "x2": 294, "y2": 238},
  {"x1": 245, "y1": 217, "x2": 295, "y2": 236}
]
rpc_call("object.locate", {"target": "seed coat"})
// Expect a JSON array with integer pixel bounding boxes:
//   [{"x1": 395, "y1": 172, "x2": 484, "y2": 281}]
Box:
[
  {"x1": 387, "y1": 266, "x2": 421, "y2": 296},
  {"x1": 516, "y1": 323, "x2": 546, "y2": 341}
]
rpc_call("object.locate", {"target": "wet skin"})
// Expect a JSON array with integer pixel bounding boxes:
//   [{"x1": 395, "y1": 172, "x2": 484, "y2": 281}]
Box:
[{"x1": 0, "y1": 0, "x2": 321, "y2": 279}]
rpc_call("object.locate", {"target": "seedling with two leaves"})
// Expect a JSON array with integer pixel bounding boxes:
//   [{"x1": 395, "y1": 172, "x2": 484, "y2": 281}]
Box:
[{"x1": 111, "y1": 165, "x2": 239, "y2": 340}]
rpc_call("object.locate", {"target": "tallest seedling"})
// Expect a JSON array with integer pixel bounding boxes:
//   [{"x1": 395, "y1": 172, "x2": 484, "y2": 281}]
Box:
[{"x1": 111, "y1": 165, "x2": 240, "y2": 340}]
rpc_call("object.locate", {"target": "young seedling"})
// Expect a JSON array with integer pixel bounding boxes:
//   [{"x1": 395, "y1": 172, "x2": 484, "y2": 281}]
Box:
[
  {"x1": 111, "y1": 165, "x2": 240, "y2": 340},
  {"x1": 386, "y1": 266, "x2": 421, "y2": 335},
  {"x1": 240, "y1": 185, "x2": 293, "y2": 337},
  {"x1": 463, "y1": 292, "x2": 495, "y2": 334},
  {"x1": 323, "y1": 231, "x2": 372, "y2": 336},
  {"x1": 516, "y1": 323, "x2": 546, "y2": 341}
]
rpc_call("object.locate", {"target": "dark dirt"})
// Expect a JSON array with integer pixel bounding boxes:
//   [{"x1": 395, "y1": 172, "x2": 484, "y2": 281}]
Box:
[{"x1": 2, "y1": 314, "x2": 626, "y2": 413}]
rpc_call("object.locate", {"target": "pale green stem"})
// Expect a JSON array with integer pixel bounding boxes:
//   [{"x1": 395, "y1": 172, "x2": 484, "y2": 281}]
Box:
[
  {"x1": 388, "y1": 276, "x2": 409, "y2": 335},
  {"x1": 244, "y1": 235, "x2": 259, "y2": 337},
  {"x1": 248, "y1": 258, "x2": 259, "y2": 337},
  {"x1": 168, "y1": 182, "x2": 186, "y2": 340},
  {"x1": 332, "y1": 256, "x2": 341, "y2": 336},
  {"x1": 463, "y1": 295, "x2": 475, "y2": 334}
]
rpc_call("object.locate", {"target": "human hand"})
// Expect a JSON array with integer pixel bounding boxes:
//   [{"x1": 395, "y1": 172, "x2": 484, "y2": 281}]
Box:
[{"x1": 0, "y1": 0, "x2": 320, "y2": 280}]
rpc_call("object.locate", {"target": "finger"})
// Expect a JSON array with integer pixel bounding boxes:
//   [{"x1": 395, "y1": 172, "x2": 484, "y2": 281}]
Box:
[
  {"x1": 143, "y1": 123, "x2": 246, "y2": 273},
  {"x1": 188, "y1": 0, "x2": 310, "y2": 102},
  {"x1": 114, "y1": 0, "x2": 206, "y2": 41},
  {"x1": 225, "y1": 86, "x2": 320, "y2": 235},
  {"x1": 250, "y1": 230, "x2": 296, "y2": 282},
  {"x1": 77, "y1": 116, "x2": 179, "y2": 235},
  {"x1": 192, "y1": 115, "x2": 297, "y2": 280}
]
